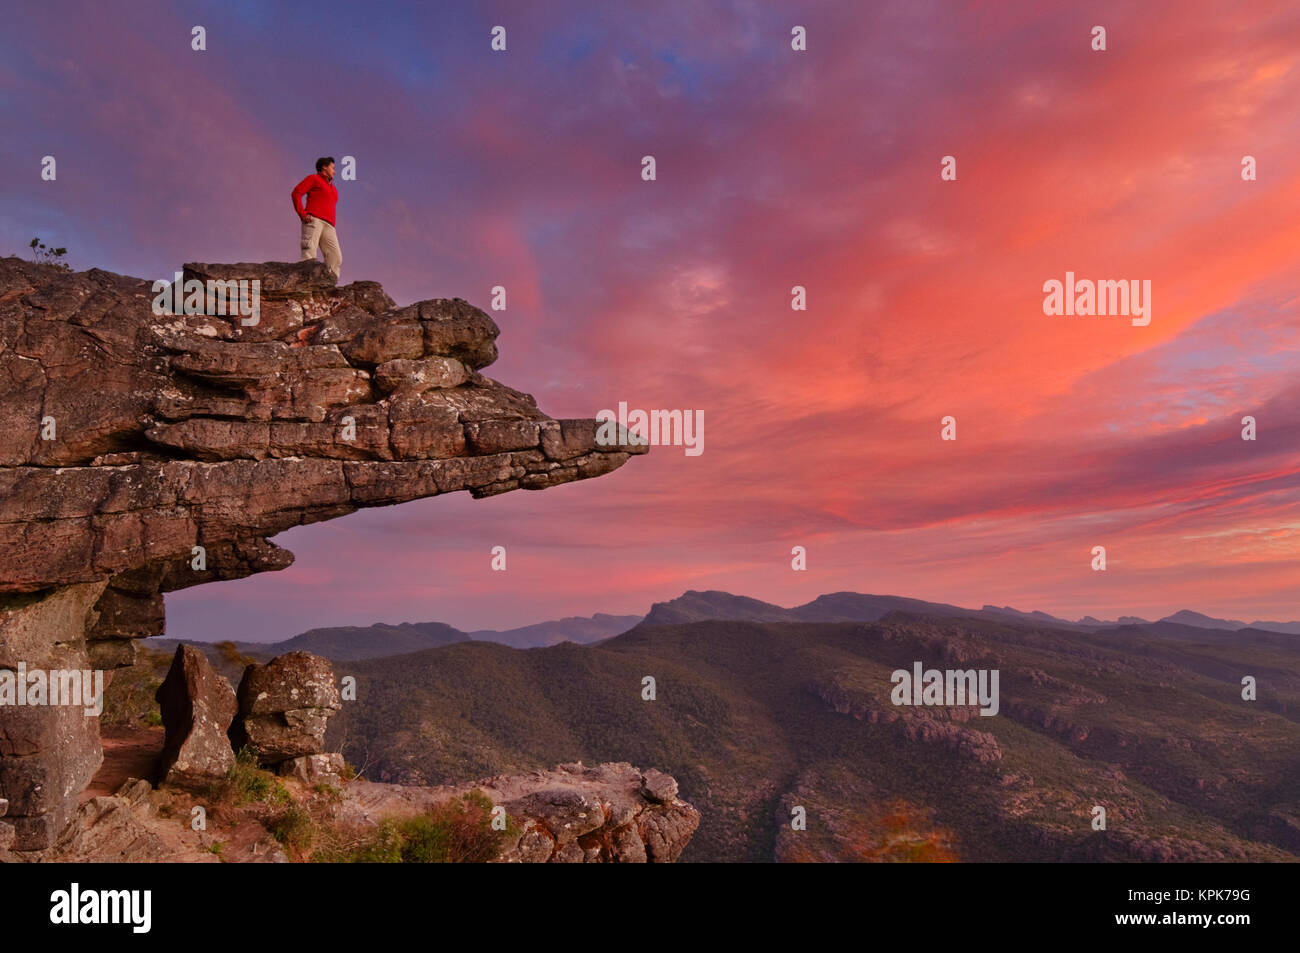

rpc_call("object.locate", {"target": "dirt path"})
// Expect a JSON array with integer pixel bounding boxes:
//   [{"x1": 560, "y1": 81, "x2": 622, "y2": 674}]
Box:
[{"x1": 82, "y1": 725, "x2": 166, "y2": 803}]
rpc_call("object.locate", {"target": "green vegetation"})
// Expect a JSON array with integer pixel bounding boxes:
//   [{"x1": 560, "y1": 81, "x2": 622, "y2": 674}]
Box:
[
  {"x1": 214, "y1": 640, "x2": 256, "y2": 669},
  {"x1": 28, "y1": 237, "x2": 69, "y2": 270},
  {"x1": 212, "y1": 747, "x2": 292, "y2": 807},
  {"x1": 205, "y1": 748, "x2": 333, "y2": 859},
  {"x1": 101, "y1": 645, "x2": 171, "y2": 727},
  {"x1": 268, "y1": 804, "x2": 315, "y2": 851},
  {"x1": 314, "y1": 791, "x2": 510, "y2": 863}
]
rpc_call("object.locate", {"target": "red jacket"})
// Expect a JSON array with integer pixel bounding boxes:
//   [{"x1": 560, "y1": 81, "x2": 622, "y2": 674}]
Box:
[{"x1": 291, "y1": 173, "x2": 338, "y2": 226}]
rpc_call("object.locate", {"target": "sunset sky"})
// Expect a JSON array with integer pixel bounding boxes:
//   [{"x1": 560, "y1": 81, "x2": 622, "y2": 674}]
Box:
[{"x1": 3, "y1": 0, "x2": 1298, "y2": 640}]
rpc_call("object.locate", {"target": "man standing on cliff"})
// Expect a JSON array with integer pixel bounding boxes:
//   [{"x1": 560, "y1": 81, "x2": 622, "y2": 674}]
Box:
[{"x1": 291, "y1": 157, "x2": 341, "y2": 280}]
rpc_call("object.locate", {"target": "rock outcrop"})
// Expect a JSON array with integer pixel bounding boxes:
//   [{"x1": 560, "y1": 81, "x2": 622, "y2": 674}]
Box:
[
  {"x1": 342, "y1": 762, "x2": 701, "y2": 862},
  {"x1": 0, "y1": 582, "x2": 106, "y2": 850},
  {"x1": 22, "y1": 777, "x2": 232, "y2": 864},
  {"x1": 0, "y1": 257, "x2": 645, "y2": 850},
  {"x1": 154, "y1": 644, "x2": 237, "y2": 788},
  {"x1": 279, "y1": 752, "x2": 345, "y2": 786},
  {"x1": 230, "y1": 651, "x2": 340, "y2": 765},
  {"x1": 808, "y1": 678, "x2": 1003, "y2": 764}
]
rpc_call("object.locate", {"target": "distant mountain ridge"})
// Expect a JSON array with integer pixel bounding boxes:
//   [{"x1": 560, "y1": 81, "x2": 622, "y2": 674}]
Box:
[
  {"x1": 642, "y1": 590, "x2": 1299, "y2": 636},
  {"x1": 470, "y1": 613, "x2": 642, "y2": 648},
  {"x1": 1247, "y1": 620, "x2": 1300, "y2": 635},
  {"x1": 153, "y1": 620, "x2": 470, "y2": 664},
  {"x1": 161, "y1": 591, "x2": 1296, "y2": 669},
  {"x1": 156, "y1": 611, "x2": 642, "y2": 663},
  {"x1": 1154, "y1": 609, "x2": 1300, "y2": 633},
  {"x1": 643, "y1": 589, "x2": 985, "y2": 626}
]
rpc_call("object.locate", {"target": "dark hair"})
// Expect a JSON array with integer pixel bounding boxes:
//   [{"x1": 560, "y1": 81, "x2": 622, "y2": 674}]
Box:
[{"x1": 315, "y1": 156, "x2": 335, "y2": 173}]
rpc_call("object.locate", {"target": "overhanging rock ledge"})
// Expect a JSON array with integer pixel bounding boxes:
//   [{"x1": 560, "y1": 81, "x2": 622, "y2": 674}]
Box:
[{"x1": 0, "y1": 257, "x2": 645, "y2": 850}]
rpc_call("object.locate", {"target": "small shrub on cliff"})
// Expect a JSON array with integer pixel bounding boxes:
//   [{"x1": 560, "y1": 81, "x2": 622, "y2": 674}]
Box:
[
  {"x1": 216, "y1": 747, "x2": 284, "y2": 805},
  {"x1": 269, "y1": 804, "x2": 316, "y2": 852},
  {"x1": 313, "y1": 782, "x2": 342, "y2": 802},
  {"x1": 28, "y1": 237, "x2": 70, "y2": 271},
  {"x1": 316, "y1": 790, "x2": 510, "y2": 863},
  {"x1": 329, "y1": 821, "x2": 404, "y2": 863}
]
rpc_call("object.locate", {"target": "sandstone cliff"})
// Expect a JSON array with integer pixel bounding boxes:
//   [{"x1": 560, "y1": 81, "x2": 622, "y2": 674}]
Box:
[{"x1": 0, "y1": 257, "x2": 645, "y2": 851}]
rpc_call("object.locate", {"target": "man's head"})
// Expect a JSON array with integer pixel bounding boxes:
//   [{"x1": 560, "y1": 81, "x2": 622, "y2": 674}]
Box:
[{"x1": 315, "y1": 156, "x2": 336, "y2": 180}]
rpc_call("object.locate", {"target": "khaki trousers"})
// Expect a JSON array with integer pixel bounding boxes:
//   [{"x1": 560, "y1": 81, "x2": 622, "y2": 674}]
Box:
[{"x1": 299, "y1": 214, "x2": 342, "y2": 280}]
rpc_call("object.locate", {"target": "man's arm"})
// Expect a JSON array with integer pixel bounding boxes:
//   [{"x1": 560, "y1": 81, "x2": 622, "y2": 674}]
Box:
[{"x1": 290, "y1": 175, "x2": 314, "y2": 220}]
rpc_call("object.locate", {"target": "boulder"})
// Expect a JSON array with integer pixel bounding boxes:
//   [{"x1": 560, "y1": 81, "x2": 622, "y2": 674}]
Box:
[
  {"x1": 640, "y1": 768, "x2": 679, "y2": 804},
  {"x1": 278, "y1": 752, "x2": 345, "y2": 786},
  {"x1": 154, "y1": 644, "x2": 238, "y2": 788},
  {"x1": 230, "y1": 652, "x2": 341, "y2": 764}
]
